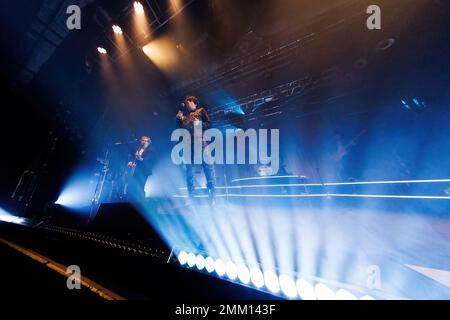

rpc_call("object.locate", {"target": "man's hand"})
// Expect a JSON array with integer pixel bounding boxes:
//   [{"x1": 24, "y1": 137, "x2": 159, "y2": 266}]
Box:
[
  {"x1": 176, "y1": 110, "x2": 184, "y2": 120},
  {"x1": 135, "y1": 152, "x2": 144, "y2": 161}
]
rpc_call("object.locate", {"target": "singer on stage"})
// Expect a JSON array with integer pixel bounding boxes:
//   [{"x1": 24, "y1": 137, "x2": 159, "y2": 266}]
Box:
[{"x1": 176, "y1": 96, "x2": 216, "y2": 200}]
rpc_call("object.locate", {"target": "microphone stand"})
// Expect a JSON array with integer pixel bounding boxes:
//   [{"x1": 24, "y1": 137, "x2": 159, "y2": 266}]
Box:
[{"x1": 88, "y1": 148, "x2": 110, "y2": 223}]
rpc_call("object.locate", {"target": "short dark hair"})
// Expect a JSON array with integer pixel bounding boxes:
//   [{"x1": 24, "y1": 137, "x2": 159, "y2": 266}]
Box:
[{"x1": 185, "y1": 95, "x2": 199, "y2": 106}]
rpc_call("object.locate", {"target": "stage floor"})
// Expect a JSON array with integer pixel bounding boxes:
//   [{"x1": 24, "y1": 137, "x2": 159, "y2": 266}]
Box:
[{"x1": 132, "y1": 195, "x2": 450, "y2": 299}]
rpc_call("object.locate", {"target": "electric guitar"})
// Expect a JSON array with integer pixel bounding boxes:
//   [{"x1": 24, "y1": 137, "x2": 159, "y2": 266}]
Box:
[{"x1": 122, "y1": 149, "x2": 145, "y2": 198}]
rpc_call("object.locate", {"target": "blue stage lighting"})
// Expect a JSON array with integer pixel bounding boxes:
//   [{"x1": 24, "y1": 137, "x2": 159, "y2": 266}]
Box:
[
  {"x1": 237, "y1": 264, "x2": 250, "y2": 284},
  {"x1": 212, "y1": 91, "x2": 245, "y2": 115},
  {"x1": 315, "y1": 283, "x2": 335, "y2": 300},
  {"x1": 187, "y1": 252, "x2": 196, "y2": 267},
  {"x1": 55, "y1": 168, "x2": 95, "y2": 210},
  {"x1": 296, "y1": 278, "x2": 316, "y2": 300},
  {"x1": 215, "y1": 259, "x2": 226, "y2": 276},
  {"x1": 401, "y1": 99, "x2": 411, "y2": 110},
  {"x1": 279, "y1": 274, "x2": 298, "y2": 298},
  {"x1": 226, "y1": 261, "x2": 238, "y2": 280},
  {"x1": 0, "y1": 207, "x2": 24, "y2": 225},
  {"x1": 250, "y1": 267, "x2": 265, "y2": 288},
  {"x1": 143, "y1": 176, "x2": 450, "y2": 299},
  {"x1": 205, "y1": 257, "x2": 215, "y2": 273},
  {"x1": 195, "y1": 254, "x2": 205, "y2": 271},
  {"x1": 401, "y1": 97, "x2": 426, "y2": 110},
  {"x1": 264, "y1": 270, "x2": 280, "y2": 293},
  {"x1": 178, "y1": 250, "x2": 188, "y2": 265},
  {"x1": 335, "y1": 288, "x2": 357, "y2": 300}
]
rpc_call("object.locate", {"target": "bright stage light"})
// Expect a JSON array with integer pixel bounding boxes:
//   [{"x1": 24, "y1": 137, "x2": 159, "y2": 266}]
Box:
[
  {"x1": 250, "y1": 267, "x2": 264, "y2": 288},
  {"x1": 0, "y1": 207, "x2": 24, "y2": 225},
  {"x1": 195, "y1": 255, "x2": 205, "y2": 271},
  {"x1": 97, "y1": 47, "x2": 107, "y2": 54},
  {"x1": 226, "y1": 261, "x2": 238, "y2": 280},
  {"x1": 55, "y1": 191, "x2": 91, "y2": 208},
  {"x1": 215, "y1": 259, "x2": 226, "y2": 276},
  {"x1": 142, "y1": 38, "x2": 179, "y2": 75},
  {"x1": 178, "y1": 251, "x2": 188, "y2": 265},
  {"x1": 134, "y1": 1, "x2": 144, "y2": 14},
  {"x1": 315, "y1": 283, "x2": 335, "y2": 300},
  {"x1": 187, "y1": 252, "x2": 196, "y2": 267},
  {"x1": 237, "y1": 264, "x2": 250, "y2": 284},
  {"x1": 132, "y1": 1, "x2": 149, "y2": 38},
  {"x1": 335, "y1": 288, "x2": 357, "y2": 300},
  {"x1": 205, "y1": 257, "x2": 215, "y2": 273},
  {"x1": 264, "y1": 271, "x2": 280, "y2": 293},
  {"x1": 296, "y1": 278, "x2": 316, "y2": 300},
  {"x1": 55, "y1": 167, "x2": 101, "y2": 211},
  {"x1": 112, "y1": 25, "x2": 123, "y2": 34},
  {"x1": 360, "y1": 295, "x2": 375, "y2": 300},
  {"x1": 279, "y1": 275, "x2": 297, "y2": 298},
  {"x1": 0, "y1": 214, "x2": 24, "y2": 224}
]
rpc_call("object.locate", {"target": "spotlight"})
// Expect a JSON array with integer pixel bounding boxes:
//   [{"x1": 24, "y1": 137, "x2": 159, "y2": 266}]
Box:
[
  {"x1": 205, "y1": 257, "x2": 215, "y2": 273},
  {"x1": 215, "y1": 259, "x2": 226, "y2": 277},
  {"x1": 335, "y1": 289, "x2": 357, "y2": 300},
  {"x1": 187, "y1": 252, "x2": 196, "y2": 267},
  {"x1": 0, "y1": 207, "x2": 24, "y2": 225},
  {"x1": 225, "y1": 262, "x2": 238, "y2": 280},
  {"x1": 195, "y1": 255, "x2": 205, "y2": 271},
  {"x1": 97, "y1": 47, "x2": 107, "y2": 54},
  {"x1": 237, "y1": 265, "x2": 250, "y2": 284},
  {"x1": 0, "y1": 214, "x2": 24, "y2": 224},
  {"x1": 279, "y1": 275, "x2": 297, "y2": 298},
  {"x1": 296, "y1": 278, "x2": 316, "y2": 300},
  {"x1": 134, "y1": 1, "x2": 144, "y2": 14},
  {"x1": 264, "y1": 270, "x2": 280, "y2": 293},
  {"x1": 250, "y1": 267, "x2": 264, "y2": 288},
  {"x1": 112, "y1": 25, "x2": 122, "y2": 34},
  {"x1": 314, "y1": 283, "x2": 335, "y2": 300},
  {"x1": 56, "y1": 170, "x2": 96, "y2": 209},
  {"x1": 178, "y1": 251, "x2": 188, "y2": 265}
]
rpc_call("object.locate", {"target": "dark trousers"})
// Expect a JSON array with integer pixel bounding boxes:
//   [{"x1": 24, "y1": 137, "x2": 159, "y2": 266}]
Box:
[
  {"x1": 127, "y1": 167, "x2": 149, "y2": 201},
  {"x1": 185, "y1": 142, "x2": 216, "y2": 194}
]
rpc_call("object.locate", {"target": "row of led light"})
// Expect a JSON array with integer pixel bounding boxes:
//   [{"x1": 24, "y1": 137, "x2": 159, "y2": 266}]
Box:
[{"x1": 177, "y1": 251, "x2": 375, "y2": 300}]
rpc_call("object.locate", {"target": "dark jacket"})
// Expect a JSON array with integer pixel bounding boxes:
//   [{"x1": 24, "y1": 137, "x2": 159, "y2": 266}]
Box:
[
  {"x1": 131, "y1": 144, "x2": 153, "y2": 176},
  {"x1": 176, "y1": 107, "x2": 212, "y2": 132}
]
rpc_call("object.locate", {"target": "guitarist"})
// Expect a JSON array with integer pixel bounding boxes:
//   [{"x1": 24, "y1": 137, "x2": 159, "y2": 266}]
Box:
[{"x1": 126, "y1": 135, "x2": 152, "y2": 201}]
